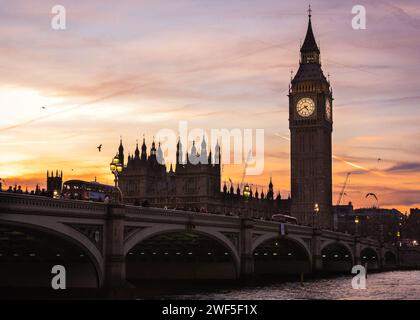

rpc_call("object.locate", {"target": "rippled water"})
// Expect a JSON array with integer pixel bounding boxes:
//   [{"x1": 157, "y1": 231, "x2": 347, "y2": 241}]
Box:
[{"x1": 167, "y1": 271, "x2": 420, "y2": 300}]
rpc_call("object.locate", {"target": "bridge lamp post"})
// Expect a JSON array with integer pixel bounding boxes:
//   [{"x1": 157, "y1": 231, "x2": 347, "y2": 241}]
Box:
[
  {"x1": 110, "y1": 156, "x2": 123, "y2": 187},
  {"x1": 355, "y1": 216, "x2": 360, "y2": 236},
  {"x1": 313, "y1": 203, "x2": 320, "y2": 228},
  {"x1": 110, "y1": 156, "x2": 123, "y2": 202},
  {"x1": 243, "y1": 184, "x2": 251, "y2": 218}
]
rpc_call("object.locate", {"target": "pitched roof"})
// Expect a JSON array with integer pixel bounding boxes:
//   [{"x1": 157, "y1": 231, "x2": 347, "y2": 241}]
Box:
[{"x1": 301, "y1": 17, "x2": 320, "y2": 54}]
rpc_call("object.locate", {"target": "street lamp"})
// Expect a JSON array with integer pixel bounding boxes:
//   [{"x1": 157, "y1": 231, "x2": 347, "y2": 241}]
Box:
[
  {"x1": 313, "y1": 203, "x2": 320, "y2": 228},
  {"x1": 243, "y1": 184, "x2": 251, "y2": 200},
  {"x1": 355, "y1": 216, "x2": 360, "y2": 235},
  {"x1": 110, "y1": 155, "x2": 123, "y2": 202},
  {"x1": 243, "y1": 184, "x2": 251, "y2": 218}
]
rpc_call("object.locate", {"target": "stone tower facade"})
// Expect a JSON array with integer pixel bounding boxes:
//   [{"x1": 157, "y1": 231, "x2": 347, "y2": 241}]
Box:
[
  {"x1": 47, "y1": 170, "x2": 63, "y2": 194},
  {"x1": 289, "y1": 10, "x2": 333, "y2": 228}
]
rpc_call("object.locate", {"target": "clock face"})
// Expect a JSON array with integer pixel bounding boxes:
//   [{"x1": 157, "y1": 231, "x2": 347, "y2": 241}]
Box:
[
  {"x1": 326, "y1": 99, "x2": 332, "y2": 121},
  {"x1": 296, "y1": 97, "x2": 315, "y2": 117}
]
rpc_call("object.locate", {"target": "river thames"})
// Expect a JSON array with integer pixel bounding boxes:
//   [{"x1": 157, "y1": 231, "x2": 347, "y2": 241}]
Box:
[{"x1": 157, "y1": 271, "x2": 420, "y2": 300}]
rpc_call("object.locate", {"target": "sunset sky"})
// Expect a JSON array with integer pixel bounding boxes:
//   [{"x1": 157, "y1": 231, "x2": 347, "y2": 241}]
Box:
[{"x1": 0, "y1": 0, "x2": 419, "y2": 213}]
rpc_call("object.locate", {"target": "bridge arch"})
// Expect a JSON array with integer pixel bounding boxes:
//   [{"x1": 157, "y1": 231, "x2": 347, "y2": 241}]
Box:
[
  {"x1": 361, "y1": 247, "x2": 380, "y2": 270},
  {"x1": 384, "y1": 251, "x2": 397, "y2": 268},
  {"x1": 0, "y1": 216, "x2": 104, "y2": 288},
  {"x1": 252, "y1": 233, "x2": 312, "y2": 260},
  {"x1": 321, "y1": 241, "x2": 353, "y2": 273},
  {"x1": 124, "y1": 225, "x2": 240, "y2": 280},
  {"x1": 252, "y1": 234, "x2": 312, "y2": 275}
]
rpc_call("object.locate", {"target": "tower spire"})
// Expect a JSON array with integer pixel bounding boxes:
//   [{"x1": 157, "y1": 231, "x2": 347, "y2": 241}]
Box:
[
  {"x1": 157, "y1": 141, "x2": 164, "y2": 165},
  {"x1": 300, "y1": 5, "x2": 320, "y2": 64},
  {"x1": 141, "y1": 135, "x2": 147, "y2": 160},
  {"x1": 150, "y1": 137, "x2": 157, "y2": 158},
  {"x1": 200, "y1": 134, "x2": 208, "y2": 164},
  {"x1": 176, "y1": 137, "x2": 183, "y2": 165},
  {"x1": 118, "y1": 136, "x2": 124, "y2": 166},
  {"x1": 135, "y1": 139, "x2": 140, "y2": 159}
]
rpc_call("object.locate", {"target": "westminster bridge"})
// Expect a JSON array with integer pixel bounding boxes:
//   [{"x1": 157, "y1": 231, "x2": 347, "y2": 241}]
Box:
[{"x1": 0, "y1": 193, "x2": 398, "y2": 288}]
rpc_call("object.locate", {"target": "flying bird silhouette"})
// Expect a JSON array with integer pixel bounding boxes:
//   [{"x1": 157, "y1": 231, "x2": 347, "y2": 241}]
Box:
[
  {"x1": 365, "y1": 193, "x2": 378, "y2": 201},
  {"x1": 97, "y1": 144, "x2": 102, "y2": 152}
]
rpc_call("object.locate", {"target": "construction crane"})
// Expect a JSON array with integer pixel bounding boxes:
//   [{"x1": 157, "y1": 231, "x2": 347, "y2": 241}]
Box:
[
  {"x1": 333, "y1": 172, "x2": 351, "y2": 231},
  {"x1": 336, "y1": 172, "x2": 351, "y2": 206},
  {"x1": 226, "y1": 150, "x2": 253, "y2": 192},
  {"x1": 240, "y1": 150, "x2": 253, "y2": 187}
]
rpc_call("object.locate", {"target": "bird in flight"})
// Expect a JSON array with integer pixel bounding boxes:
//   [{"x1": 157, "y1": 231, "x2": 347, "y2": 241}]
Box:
[
  {"x1": 366, "y1": 193, "x2": 378, "y2": 201},
  {"x1": 97, "y1": 144, "x2": 102, "y2": 152}
]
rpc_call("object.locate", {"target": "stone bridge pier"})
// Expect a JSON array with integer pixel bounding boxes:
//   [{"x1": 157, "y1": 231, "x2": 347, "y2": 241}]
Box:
[
  {"x1": 239, "y1": 218, "x2": 255, "y2": 278},
  {"x1": 104, "y1": 205, "x2": 126, "y2": 288}
]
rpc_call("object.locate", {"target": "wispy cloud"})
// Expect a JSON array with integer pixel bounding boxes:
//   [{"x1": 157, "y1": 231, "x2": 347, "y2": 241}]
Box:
[
  {"x1": 0, "y1": 0, "x2": 419, "y2": 212},
  {"x1": 387, "y1": 162, "x2": 420, "y2": 173}
]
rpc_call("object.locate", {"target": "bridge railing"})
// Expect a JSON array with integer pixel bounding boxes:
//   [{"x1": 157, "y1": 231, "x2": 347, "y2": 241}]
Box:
[
  {"x1": 252, "y1": 218, "x2": 313, "y2": 235},
  {"x1": 0, "y1": 192, "x2": 107, "y2": 215},
  {"x1": 321, "y1": 229, "x2": 356, "y2": 242},
  {"x1": 124, "y1": 204, "x2": 244, "y2": 224}
]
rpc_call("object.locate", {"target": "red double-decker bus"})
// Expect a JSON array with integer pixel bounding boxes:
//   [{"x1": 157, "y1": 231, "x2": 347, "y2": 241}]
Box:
[{"x1": 62, "y1": 180, "x2": 119, "y2": 202}]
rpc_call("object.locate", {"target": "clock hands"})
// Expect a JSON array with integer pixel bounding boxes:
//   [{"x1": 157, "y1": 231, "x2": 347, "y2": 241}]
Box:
[{"x1": 298, "y1": 105, "x2": 309, "y2": 111}]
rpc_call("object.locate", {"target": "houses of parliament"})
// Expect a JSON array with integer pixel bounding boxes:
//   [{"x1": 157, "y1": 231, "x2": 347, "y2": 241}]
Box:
[
  {"x1": 115, "y1": 137, "x2": 291, "y2": 219},
  {"x1": 114, "y1": 9, "x2": 333, "y2": 228}
]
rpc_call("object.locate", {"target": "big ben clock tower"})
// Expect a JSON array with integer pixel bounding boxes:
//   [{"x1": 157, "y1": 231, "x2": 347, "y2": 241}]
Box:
[{"x1": 289, "y1": 7, "x2": 333, "y2": 229}]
